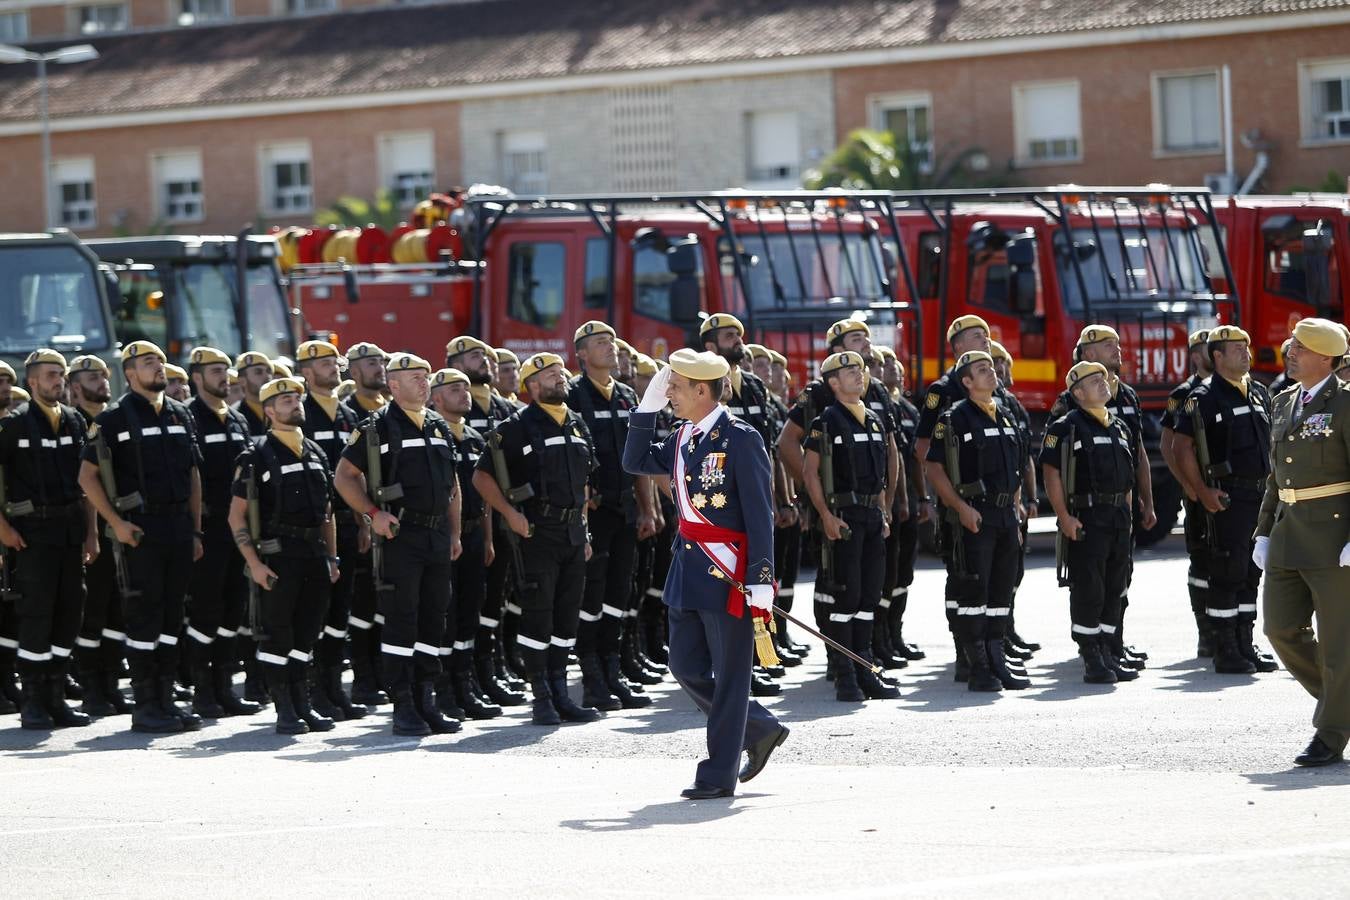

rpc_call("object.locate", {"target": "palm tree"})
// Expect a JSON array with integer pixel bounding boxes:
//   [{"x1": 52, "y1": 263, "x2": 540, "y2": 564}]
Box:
[
  {"x1": 314, "y1": 189, "x2": 402, "y2": 230},
  {"x1": 804, "y1": 128, "x2": 1014, "y2": 191}
]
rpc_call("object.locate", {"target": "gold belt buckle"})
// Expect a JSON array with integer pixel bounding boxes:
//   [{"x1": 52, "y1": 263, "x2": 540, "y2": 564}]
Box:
[{"x1": 1278, "y1": 488, "x2": 1297, "y2": 504}]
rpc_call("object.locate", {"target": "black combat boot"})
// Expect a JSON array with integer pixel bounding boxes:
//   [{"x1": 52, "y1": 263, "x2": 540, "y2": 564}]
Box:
[
  {"x1": 772, "y1": 618, "x2": 803, "y2": 667},
  {"x1": 190, "y1": 662, "x2": 226, "y2": 719},
  {"x1": 131, "y1": 678, "x2": 182, "y2": 733},
  {"x1": 529, "y1": 674, "x2": 561, "y2": 726},
  {"x1": 214, "y1": 653, "x2": 260, "y2": 717},
  {"x1": 604, "y1": 654, "x2": 652, "y2": 708},
  {"x1": 953, "y1": 635, "x2": 970, "y2": 682},
  {"x1": 326, "y1": 666, "x2": 367, "y2": 719},
  {"x1": 1213, "y1": 620, "x2": 1257, "y2": 675},
  {"x1": 19, "y1": 677, "x2": 55, "y2": 730},
  {"x1": 640, "y1": 603, "x2": 669, "y2": 665},
  {"x1": 1001, "y1": 639, "x2": 1033, "y2": 662},
  {"x1": 579, "y1": 654, "x2": 621, "y2": 711},
  {"x1": 475, "y1": 653, "x2": 526, "y2": 707},
  {"x1": 390, "y1": 686, "x2": 431, "y2": 737},
  {"x1": 46, "y1": 665, "x2": 91, "y2": 727},
  {"x1": 415, "y1": 681, "x2": 461, "y2": 734},
  {"x1": 751, "y1": 666, "x2": 782, "y2": 696},
  {"x1": 489, "y1": 633, "x2": 528, "y2": 691},
  {"x1": 1078, "y1": 638, "x2": 1116, "y2": 684},
  {"x1": 266, "y1": 668, "x2": 307, "y2": 735},
  {"x1": 621, "y1": 621, "x2": 664, "y2": 683},
  {"x1": 856, "y1": 656, "x2": 901, "y2": 700},
  {"x1": 964, "y1": 641, "x2": 1002, "y2": 693},
  {"x1": 0, "y1": 650, "x2": 21, "y2": 710},
  {"x1": 778, "y1": 611, "x2": 810, "y2": 657},
  {"x1": 432, "y1": 673, "x2": 465, "y2": 721},
  {"x1": 872, "y1": 619, "x2": 908, "y2": 670},
  {"x1": 104, "y1": 670, "x2": 132, "y2": 714},
  {"x1": 987, "y1": 640, "x2": 1031, "y2": 690},
  {"x1": 1238, "y1": 622, "x2": 1279, "y2": 673},
  {"x1": 452, "y1": 670, "x2": 500, "y2": 720},
  {"x1": 1106, "y1": 630, "x2": 1145, "y2": 670},
  {"x1": 306, "y1": 664, "x2": 346, "y2": 722},
  {"x1": 1005, "y1": 617, "x2": 1040, "y2": 653},
  {"x1": 1195, "y1": 612, "x2": 1216, "y2": 658},
  {"x1": 833, "y1": 654, "x2": 866, "y2": 702},
  {"x1": 159, "y1": 677, "x2": 203, "y2": 731},
  {"x1": 1098, "y1": 636, "x2": 1139, "y2": 681},
  {"x1": 349, "y1": 631, "x2": 388, "y2": 706},
  {"x1": 291, "y1": 673, "x2": 335, "y2": 732},
  {"x1": 549, "y1": 670, "x2": 602, "y2": 722},
  {"x1": 78, "y1": 662, "x2": 118, "y2": 717},
  {"x1": 243, "y1": 657, "x2": 269, "y2": 706}
]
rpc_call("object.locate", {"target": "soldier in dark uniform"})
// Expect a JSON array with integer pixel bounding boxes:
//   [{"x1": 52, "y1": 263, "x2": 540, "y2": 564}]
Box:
[
  {"x1": 989, "y1": 341, "x2": 1041, "y2": 660},
  {"x1": 428, "y1": 366, "x2": 501, "y2": 721},
  {"x1": 473, "y1": 352, "x2": 602, "y2": 727},
  {"x1": 294, "y1": 340, "x2": 368, "y2": 722},
  {"x1": 228, "y1": 377, "x2": 341, "y2": 735},
  {"x1": 0, "y1": 359, "x2": 22, "y2": 713},
  {"x1": 1048, "y1": 325, "x2": 1157, "y2": 669},
  {"x1": 1041, "y1": 361, "x2": 1139, "y2": 685},
  {"x1": 876, "y1": 347, "x2": 927, "y2": 662},
  {"x1": 1268, "y1": 338, "x2": 1295, "y2": 395},
  {"x1": 336, "y1": 353, "x2": 463, "y2": 737},
  {"x1": 494, "y1": 348, "x2": 522, "y2": 404},
  {"x1": 232, "y1": 350, "x2": 273, "y2": 437},
  {"x1": 182, "y1": 346, "x2": 260, "y2": 719},
  {"x1": 0, "y1": 350, "x2": 96, "y2": 729},
  {"x1": 447, "y1": 335, "x2": 526, "y2": 709},
  {"x1": 67, "y1": 354, "x2": 131, "y2": 717},
  {"x1": 624, "y1": 348, "x2": 786, "y2": 799},
  {"x1": 632, "y1": 354, "x2": 677, "y2": 667},
  {"x1": 802, "y1": 351, "x2": 899, "y2": 701},
  {"x1": 925, "y1": 350, "x2": 1030, "y2": 692},
  {"x1": 1159, "y1": 329, "x2": 1215, "y2": 656},
  {"x1": 569, "y1": 321, "x2": 657, "y2": 711},
  {"x1": 79, "y1": 341, "x2": 205, "y2": 733},
  {"x1": 1172, "y1": 326, "x2": 1279, "y2": 675},
  {"x1": 342, "y1": 341, "x2": 391, "y2": 706}
]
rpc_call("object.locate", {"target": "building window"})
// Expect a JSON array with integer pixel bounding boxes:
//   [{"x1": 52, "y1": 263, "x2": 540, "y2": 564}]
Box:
[
  {"x1": 76, "y1": 2, "x2": 128, "y2": 33},
  {"x1": 283, "y1": 0, "x2": 335, "y2": 14},
  {"x1": 1013, "y1": 81, "x2": 1081, "y2": 165},
  {"x1": 178, "y1": 0, "x2": 230, "y2": 25},
  {"x1": 498, "y1": 130, "x2": 547, "y2": 195},
  {"x1": 153, "y1": 150, "x2": 204, "y2": 223},
  {"x1": 260, "y1": 141, "x2": 312, "y2": 215},
  {"x1": 377, "y1": 131, "x2": 434, "y2": 207},
  {"x1": 53, "y1": 157, "x2": 96, "y2": 229},
  {"x1": 746, "y1": 110, "x2": 801, "y2": 187},
  {"x1": 869, "y1": 92, "x2": 933, "y2": 170},
  {"x1": 0, "y1": 11, "x2": 29, "y2": 41},
  {"x1": 1154, "y1": 71, "x2": 1221, "y2": 154},
  {"x1": 1302, "y1": 59, "x2": 1350, "y2": 142}
]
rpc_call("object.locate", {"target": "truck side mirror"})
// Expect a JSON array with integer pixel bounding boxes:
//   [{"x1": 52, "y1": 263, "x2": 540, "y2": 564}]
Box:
[
  {"x1": 1006, "y1": 236, "x2": 1036, "y2": 268},
  {"x1": 1011, "y1": 269, "x2": 1037, "y2": 314},
  {"x1": 1303, "y1": 223, "x2": 1333, "y2": 311},
  {"x1": 670, "y1": 279, "x2": 700, "y2": 324},
  {"x1": 667, "y1": 237, "x2": 698, "y2": 276}
]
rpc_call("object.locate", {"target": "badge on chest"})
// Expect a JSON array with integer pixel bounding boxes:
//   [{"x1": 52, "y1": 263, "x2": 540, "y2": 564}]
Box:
[
  {"x1": 699, "y1": 452, "x2": 727, "y2": 489},
  {"x1": 1300, "y1": 413, "x2": 1334, "y2": 439}
]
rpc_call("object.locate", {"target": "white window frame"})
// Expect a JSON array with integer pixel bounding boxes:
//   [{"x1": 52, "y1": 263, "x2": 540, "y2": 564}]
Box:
[
  {"x1": 497, "y1": 130, "x2": 548, "y2": 195},
  {"x1": 1151, "y1": 68, "x2": 1224, "y2": 158},
  {"x1": 0, "y1": 10, "x2": 29, "y2": 42},
  {"x1": 1012, "y1": 79, "x2": 1083, "y2": 167},
  {"x1": 151, "y1": 149, "x2": 205, "y2": 224},
  {"x1": 176, "y1": 0, "x2": 232, "y2": 26},
  {"x1": 258, "y1": 141, "x2": 313, "y2": 216},
  {"x1": 745, "y1": 109, "x2": 802, "y2": 187},
  {"x1": 74, "y1": 2, "x2": 129, "y2": 34},
  {"x1": 52, "y1": 156, "x2": 96, "y2": 229},
  {"x1": 1299, "y1": 57, "x2": 1350, "y2": 147},
  {"x1": 867, "y1": 90, "x2": 934, "y2": 173},
  {"x1": 377, "y1": 130, "x2": 435, "y2": 208}
]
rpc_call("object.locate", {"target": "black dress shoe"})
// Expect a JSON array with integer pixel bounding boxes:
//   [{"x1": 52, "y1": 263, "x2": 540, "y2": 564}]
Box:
[
  {"x1": 680, "y1": 780, "x2": 734, "y2": 800},
  {"x1": 1294, "y1": 736, "x2": 1344, "y2": 767},
  {"x1": 739, "y1": 725, "x2": 789, "y2": 783}
]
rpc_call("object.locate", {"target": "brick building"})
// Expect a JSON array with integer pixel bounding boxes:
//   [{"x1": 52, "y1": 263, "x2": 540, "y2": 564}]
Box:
[{"x1": 0, "y1": 0, "x2": 1346, "y2": 236}]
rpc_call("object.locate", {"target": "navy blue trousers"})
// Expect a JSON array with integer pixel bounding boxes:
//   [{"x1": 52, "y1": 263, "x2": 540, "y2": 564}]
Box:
[{"x1": 667, "y1": 605, "x2": 780, "y2": 790}]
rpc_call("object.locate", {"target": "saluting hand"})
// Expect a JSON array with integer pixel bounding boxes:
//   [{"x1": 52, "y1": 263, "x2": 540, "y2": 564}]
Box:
[{"x1": 636, "y1": 365, "x2": 673, "y2": 413}]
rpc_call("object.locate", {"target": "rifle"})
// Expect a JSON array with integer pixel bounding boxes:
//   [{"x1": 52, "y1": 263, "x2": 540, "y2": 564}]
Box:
[
  {"x1": 92, "y1": 428, "x2": 143, "y2": 600},
  {"x1": 816, "y1": 414, "x2": 851, "y2": 597},
  {"x1": 1190, "y1": 400, "x2": 1231, "y2": 561},
  {"x1": 243, "y1": 462, "x2": 278, "y2": 641},
  {"x1": 363, "y1": 418, "x2": 402, "y2": 596},
  {"x1": 0, "y1": 464, "x2": 27, "y2": 603},
  {"x1": 942, "y1": 409, "x2": 981, "y2": 595},
  {"x1": 488, "y1": 430, "x2": 537, "y2": 596},
  {"x1": 1055, "y1": 421, "x2": 1083, "y2": 587}
]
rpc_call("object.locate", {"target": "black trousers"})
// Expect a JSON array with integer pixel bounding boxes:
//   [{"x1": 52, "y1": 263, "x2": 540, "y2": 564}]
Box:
[
  {"x1": 255, "y1": 555, "x2": 330, "y2": 675},
  {"x1": 576, "y1": 505, "x2": 636, "y2": 656},
  {"x1": 1205, "y1": 488, "x2": 1263, "y2": 624},
  {"x1": 313, "y1": 521, "x2": 360, "y2": 667},
  {"x1": 826, "y1": 506, "x2": 886, "y2": 654},
  {"x1": 76, "y1": 533, "x2": 125, "y2": 671},
  {"x1": 882, "y1": 497, "x2": 919, "y2": 620},
  {"x1": 12, "y1": 541, "x2": 85, "y2": 679},
  {"x1": 1065, "y1": 515, "x2": 1131, "y2": 642},
  {"x1": 123, "y1": 535, "x2": 194, "y2": 681},
  {"x1": 954, "y1": 518, "x2": 1021, "y2": 643},
  {"x1": 186, "y1": 533, "x2": 246, "y2": 664},
  {"x1": 774, "y1": 520, "x2": 802, "y2": 612},
  {"x1": 446, "y1": 525, "x2": 487, "y2": 671},
  {"x1": 378, "y1": 525, "x2": 452, "y2": 690},
  {"x1": 478, "y1": 526, "x2": 512, "y2": 651},
  {"x1": 515, "y1": 527, "x2": 586, "y2": 675},
  {"x1": 1182, "y1": 497, "x2": 1211, "y2": 620}
]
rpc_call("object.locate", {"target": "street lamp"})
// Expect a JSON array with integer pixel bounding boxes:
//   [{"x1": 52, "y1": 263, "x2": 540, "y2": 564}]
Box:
[{"x1": 0, "y1": 42, "x2": 100, "y2": 230}]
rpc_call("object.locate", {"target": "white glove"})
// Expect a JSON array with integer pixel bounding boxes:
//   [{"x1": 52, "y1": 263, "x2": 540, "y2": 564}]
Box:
[
  {"x1": 748, "y1": 585, "x2": 774, "y2": 612},
  {"x1": 637, "y1": 365, "x2": 673, "y2": 413},
  {"x1": 1340, "y1": 543, "x2": 1350, "y2": 568},
  {"x1": 1252, "y1": 536, "x2": 1269, "y2": 571}
]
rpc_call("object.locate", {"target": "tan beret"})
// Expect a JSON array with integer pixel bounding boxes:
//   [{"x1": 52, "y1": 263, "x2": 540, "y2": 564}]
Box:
[
  {"x1": 69, "y1": 354, "x2": 110, "y2": 377},
  {"x1": 10, "y1": 386, "x2": 29, "y2": 403},
  {"x1": 699, "y1": 314, "x2": 744, "y2": 338},
  {"x1": 955, "y1": 350, "x2": 994, "y2": 373},
  {"x1": 668, "y1": 348, "x2": 730, "y2": 380},
  {"x1": 122, "y1": 341, "x2": 168, "y2": 364},
  {"x1": 574, "y1": 321, "x2": 617, "y2": 344},
  {"x1": 296, "y1": 340, "x2": 341, "y2": 363},
  {"x1": 445, "y1": 335, "x2": 493, "y2": 360},
  {"x1": 634, "y1": 354, "x2": 658, "y2": 377},
  {"x1": 520, "y1": 352, "x2": 566, "y2": 383},
  {"x1": 873, "y1": 345, "x2": 896, "y2": 361},
  {"x1": 746, "y1": 343, "x2": 771, "y2": 361},
  {"x1": 767, "y1": 348, "x2": 787, "y2": 367},
  {"x1": 826, "y1": 319, "x2": 871, "y2": 346},
  {"x1": 336, "y1": 379, "x2": 356, "y2": 399},
  {"x1": 988, "y1": 341, "x2": 1012, "y2": 363},
  {"x1": 259, "y1": 377, "x2": 305, "y2": 404},
  {"x1": 1293, "y1": 317, "x2": 1348, "y2": 358},
  {"x1": 1077, "y1": 324, "x2": 1121, "y2": 347},
  {"x1": 0, "y1": 361, "x2": 15, "y2": 380},
  {"x1": 495, "y1": 348, "x2": 520, "y2": 365},
  {"x1": 1066, "y1": 360, "x2": 1109, "y2": 390},
  {"x1": 164, "y1": 364, "x2": 189, "y2": 382},
  {"x1": 187, "y1": 346, "x2": 231, "y2": 368},
  {"x1": 234, "y1": 350, "x2": 271, "y2": 371},
  {"x1": 24, "y1": 348, "x2": 68, "y2": 371},
  {"x1": 615, "y1": 338, "x2": 634, "y2": 357},
  {"x1": 387, "y1": 352, "x2": 432, "y2": 374},
  {"x1": 270, "y1": 361, "x2": 293, "y2": 379},
  {"x1": 1207, "y1": 325, "x2": 1250, "y2": 346},
  {"x1": 821, "y1": 350, "x2": 865, "y2": 375},
  {"x1": 346, "y1": 342, "x2": 389, "y2": 362},
  {"x1": 946, "y1": 315, "x2": 990, "y2": 343},
  {"x1": 431, "y1": 367, "x2": 470, "y2": 389},
  {"x1": 1188, "y1": 329, "x2": 1211, "y2": 348}
]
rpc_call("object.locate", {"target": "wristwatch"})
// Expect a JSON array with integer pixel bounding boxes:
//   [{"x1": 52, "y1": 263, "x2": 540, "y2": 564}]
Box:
[{"x1": 328, "y1": 555, "x2": 341, "y2": 566}]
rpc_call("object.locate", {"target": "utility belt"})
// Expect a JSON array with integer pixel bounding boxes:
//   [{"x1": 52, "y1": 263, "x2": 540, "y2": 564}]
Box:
[
  {"x1": 973, "y1": 492, "x2": 1018, "y2": 509},
  {"x1": 1278, "y1": 481, "x2": 1350, "y2": 505},
  {"x1": 461, "y1": 515, "x2": 483, "y2": 537},
  {"x1": 1069, "y1": 492, "x2": 1130, "y2": 511},
  {"x1": 527, "y1": 501, "x2": 583, "y2": 525},
  {"x1": 829, "y1": 492, "x2": 881, "y2": 509},
  {"x1": 1219, "y1": 475, "x2": 1268, "y2": 493},
  {"x1": 397, "y1": 509, "x2": 447, "y2": 530},
  {"x1": 4, "y1": 499, "x2": 81, "y2": 520}
]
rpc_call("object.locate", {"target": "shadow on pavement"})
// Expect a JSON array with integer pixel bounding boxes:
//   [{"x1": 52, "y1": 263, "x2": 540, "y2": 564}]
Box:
[
  {"x1": 558, "y1": 794, "x2": 765, "y2": 831},
  {"x1": 1243, "y1": 764, "x2": 1350, "y2": 791}
]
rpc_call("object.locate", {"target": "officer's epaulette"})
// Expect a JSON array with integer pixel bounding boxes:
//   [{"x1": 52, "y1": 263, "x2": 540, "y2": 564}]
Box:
[{"x1": 731, "y1": 418, "x2": 757, "y2": 433}]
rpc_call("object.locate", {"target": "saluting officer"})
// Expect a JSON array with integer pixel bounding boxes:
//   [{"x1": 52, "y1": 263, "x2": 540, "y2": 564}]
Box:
[
  {"x1": 182, "y1": 346, "x2": 260, "y2": 719},
  {"x1": 227, "y1": 377, "x2": 340, "y2": 735},
  {"x1": 1040, "y1": 361, "x2": 1138, "y2": 685},
  {"x1": 428, "y1": 366, "x2": 501, "y2": 721},
  {"x1": 473, "y1": 352, "x2": 602, "y2": 727},
  {"x1": 341, "y1": 342, "x2": 391, "y2": 706},
  {"x1": 336, "y1": 352, "x2": 463, "y2": 737},
  {"x1": 876, "y1": 346, "x2": 927, "y2": 663},
  {"x1": 802, "y1": 351, "x2": 899, "y2": 701},
  {"x1": 233, "y1": 350, "x2": 274, "y2": 436},
  {"x1": 925, "y1": 350, "x2": 1029, "y2": 692},
  {"x1": 569, "y1": 321, "x2": 657, "y2": 711},
  {"x1": 67, "y1": 354, "x2": 131, "y2": 717},
  {"x1": 1253, "y1": 318, "x2": 1350, "y2": 767},
  {"x1": 293, "y1": 340, "x2": 368, "y2": 722},
  {"x1": 1160, "y1": 330, "x2": 1215, "y2": 657},
  {"x1": 0, "y1": 350, "x2": 96, "y2": 729},
  {"x1": 1171, "y1": 326, "x2": 1278, "y2": 675},
  {"x1": 79, "y1": 341, "x2": 205, "y2": 733}
]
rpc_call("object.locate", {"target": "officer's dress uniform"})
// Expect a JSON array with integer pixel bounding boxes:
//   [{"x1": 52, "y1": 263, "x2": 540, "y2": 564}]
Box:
[
  {"x1": 342, "y1": 402, "x2": 460, "y2": 734},
  {"x1": 804, "y1": 399, "x2": 895, "y2": 700},
  {"x1": 567, "y1": 371, "x2": 650, "y2": 709},
  {"x1": 1040, "y1": 407, "x2": 1137, "y2": 682},
  {"x1": 1258, "y1": 372, "x2": 1350, "y2": 758},
  {"x1": 343, "y1": 389, "x2": 390, "y2": 703},
  {"x1": 1164, "y1": 372, "x2": 1211, "y2": 649},
  {"x1": 474, "y1": 400, "x2": 599, "y2": 723},
  {"x1": 232, "y1": 431, "x2": 335, "y2": 732},
  {"x1": 184, "y1": 393, "x2": 255, "y2": 717},
  {"x1": 623, "y1": 403, "x2": 782, "y2": 793},
  {"x1": 301, "y1": 390, "x2": 366, "y2": 719},
  {"x1": 84, "y1": 389, "x2": 204, "y2": 730},
  {"x1": 1174, "y1": 374, "x2": 1275, "y2": 672},
  {"x1": 927, "y1": 396, "x2": 1027, "y2": 690},
  {"x1": 0, "y1": 397, "x2": 90, "y2": 728}
]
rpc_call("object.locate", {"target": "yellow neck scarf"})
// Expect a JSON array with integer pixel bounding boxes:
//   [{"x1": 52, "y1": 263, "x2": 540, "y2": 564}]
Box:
[
  {"x1": 588, "y1": 375, "x2": 614, "y2": 402},
  {"x1": 34, "y1": 397, "x2": 61, "y2": 432},
  {"x1": 975, "y1": 399, "x2": 998, "y2": 420},
  {"x1": 469, "y1": 384, "x2": 493, "y2": 412},
  {"x1": 312, "y1": 393, "x2": 339, "y2": 420},
  {"x1": 729, "y1": 367, "x2": 743, "y2": 395},
  {"x1": 1084, "y1": 407, "x2": 1110, "y2": 427},
  {"x1": 357, "y1": 393, "x2": 386, "y2": 412},
  {"x1": 1106, "y1": 374, "x2": 1120, "y2": 399},
  {"x1": 400, "y1": 406, "x2": 426, "y2": 430},
  {"x1": 841, "y1": 400, "x2": 867, "y2": 425},
  {"x1": 272, "y1": 428, "x2": 304, "y2": 458},
  {"x1": 538, "y1": 401, "x2": 569, "y2": 426},
  {"x1": 446, "y1": 419, "x2": 464, "y2": 441},
  {"x1": 1224, "y1": 374, "x2": 1250, "y2": 399}
]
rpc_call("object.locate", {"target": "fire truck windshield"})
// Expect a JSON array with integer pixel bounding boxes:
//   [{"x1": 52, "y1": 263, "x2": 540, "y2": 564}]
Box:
[
  {"x1": 173, "y1": 262, "x2": 291, "y2": 360},
  {"x1": 1056, "y1": 226, "x2": 1210, "y2": 309},
  {"x1": 0, "y1": 245, "x2": 110, "y2": 353},
  {"x1": 728, "y1": 230, "x2": 888, "y2": 310}
]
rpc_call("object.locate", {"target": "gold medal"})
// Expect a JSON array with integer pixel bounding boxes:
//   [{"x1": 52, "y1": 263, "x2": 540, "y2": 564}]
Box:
[
  {"x1": 711, "y1": 492, "x2": 727, "y2": 509},
  {"x1": 692, "y1": 493, "x2": 708, "y2": 509}
]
